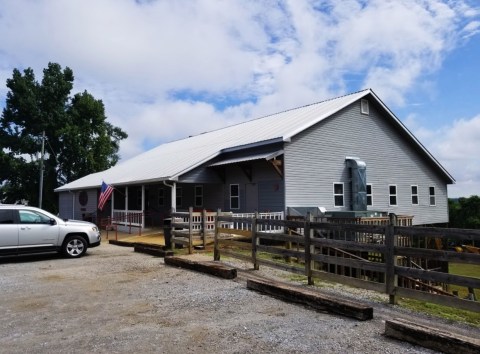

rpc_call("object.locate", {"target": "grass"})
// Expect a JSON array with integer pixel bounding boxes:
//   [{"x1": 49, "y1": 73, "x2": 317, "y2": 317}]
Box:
[{"x1": 398, "y1": 298, "x2": 480, "y2": 327}]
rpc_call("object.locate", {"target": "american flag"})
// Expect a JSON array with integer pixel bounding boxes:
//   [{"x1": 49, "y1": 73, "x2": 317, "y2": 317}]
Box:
[{"x1": 98, "y1": 181, "x2": 114, "y2": 211}]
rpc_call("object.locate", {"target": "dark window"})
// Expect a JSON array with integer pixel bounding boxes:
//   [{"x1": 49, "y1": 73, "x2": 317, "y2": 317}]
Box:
[
  {"x1": 176, "y1": 187, "x2": 183, "y2": 208},
  {"x1": 366, "y1": 184, "x2": 372, "y2": 206},
  {"x1": 158, "y1": 188, "x2": 164, "y2": 207},
  {"x1": 333, "y1": 183, "x2": 344, "y2": 207},
  {"x1": 230, "y1": 184, "x2": 240, "y2": 209},
  {"x1": 195, "y1": 185, "x2": 203, "y2": 207},
  {"x1": 429, "y1": 186, "x2": 436, "y2": 206},
  {"x1": 389, "y1": 185, "x2": 397, "y2": 206},
  {"x1": 0, "y1": 209, "x2": 14, "y2": 224},
  {"x1": 411, "y1": 185, "x2": 419, "y2": 205}
]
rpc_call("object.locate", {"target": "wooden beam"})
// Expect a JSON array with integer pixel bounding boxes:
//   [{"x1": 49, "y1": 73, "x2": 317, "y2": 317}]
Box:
[
  {"x1": 164, "y1": 256, "x2": 237, "y2": 279},
  {"x1": 385, "y1": 318, "x2": 480, "y2": 354},
  {"x1": 247, "y1": 278, "x2": 373, "y2": 321},
  {"x1": 270, "y1": 159, "x2": 283, "y2": 177}
]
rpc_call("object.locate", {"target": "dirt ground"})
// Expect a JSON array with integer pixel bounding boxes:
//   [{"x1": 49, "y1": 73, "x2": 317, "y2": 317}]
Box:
[{"x1": 0, "y1": 242, "x2": 474, "y2": 353}]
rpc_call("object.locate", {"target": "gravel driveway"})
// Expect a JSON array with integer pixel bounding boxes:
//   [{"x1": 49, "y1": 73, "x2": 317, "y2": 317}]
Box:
[{"x1": 0, "y1": 242, "x2": 475, "y2": 353}]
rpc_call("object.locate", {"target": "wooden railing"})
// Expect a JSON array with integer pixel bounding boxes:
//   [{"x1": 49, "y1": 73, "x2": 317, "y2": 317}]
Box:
[
  {"x1": 170, "y1": 209, "x2": 284, "y2": 253},
  {"x1": 213, "y1": 213, "x2": 480, "y2": 312}
]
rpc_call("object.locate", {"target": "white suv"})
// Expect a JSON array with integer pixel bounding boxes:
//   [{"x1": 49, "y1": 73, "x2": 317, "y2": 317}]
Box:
[{"x1": 0, "y1": 204, "x2": 101, "y2": 258}]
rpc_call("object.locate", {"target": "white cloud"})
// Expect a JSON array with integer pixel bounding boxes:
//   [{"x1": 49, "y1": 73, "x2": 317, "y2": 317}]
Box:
[
  {"x1": 409, "y1": 114, "x2": 480, "y2": 198},
  {"x1": 0, "y1": 0, "x2": 479, "y2": 196}
]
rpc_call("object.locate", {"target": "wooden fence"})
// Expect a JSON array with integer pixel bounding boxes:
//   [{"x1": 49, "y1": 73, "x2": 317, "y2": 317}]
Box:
[
  {"x1": 214, "y1": 213, "x2": 480, "y2": 312},
  {"x1": 170, "y1": 208, "x2": 284, "y2": 253}
]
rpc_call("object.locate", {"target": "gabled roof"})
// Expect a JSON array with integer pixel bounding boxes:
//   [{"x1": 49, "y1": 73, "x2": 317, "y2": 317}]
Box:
[{"x1": 55, "y1": 89, "x2": 454, "y2": 192}]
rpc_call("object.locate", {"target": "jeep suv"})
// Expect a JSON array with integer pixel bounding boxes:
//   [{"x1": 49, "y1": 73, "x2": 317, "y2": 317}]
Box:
[{"x1": 0, "y1": 204, "x2": 101, "y2": 258}]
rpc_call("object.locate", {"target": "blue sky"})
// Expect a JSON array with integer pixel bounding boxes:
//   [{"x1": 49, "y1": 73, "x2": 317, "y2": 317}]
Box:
[{"x1": 0, "y1": 0, "x2": 479, "y2": 198}]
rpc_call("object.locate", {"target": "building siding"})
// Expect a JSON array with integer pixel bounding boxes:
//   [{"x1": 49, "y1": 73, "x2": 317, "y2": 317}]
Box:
[{"x1": 284, "y1": 100, "x2": 449, "y2": 225}]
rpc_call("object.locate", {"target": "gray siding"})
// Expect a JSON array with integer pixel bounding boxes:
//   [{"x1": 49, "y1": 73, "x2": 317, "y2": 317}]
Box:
[
  {"x1": 58, "y1": 189, "x2": 98, "y2": 221},
  {"x1": 222, "y1": 160, "x2": 283, "y2": 212},
  {"x1": 58, "y1": 192, "x2": 73, "y2": 220},
  {"x1": 284, "y1": 100, "x2": 450, "y2": 225}
]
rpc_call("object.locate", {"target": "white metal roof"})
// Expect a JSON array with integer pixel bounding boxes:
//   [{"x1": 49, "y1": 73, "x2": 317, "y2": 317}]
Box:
[{"x1": 55, "y1": 89, "x2": 454, "y2": 192}]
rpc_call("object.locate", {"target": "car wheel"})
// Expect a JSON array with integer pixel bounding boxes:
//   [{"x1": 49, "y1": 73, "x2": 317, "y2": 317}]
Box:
[{"x1": 63, "y1": 235, "x2": 87, "y2": 258}]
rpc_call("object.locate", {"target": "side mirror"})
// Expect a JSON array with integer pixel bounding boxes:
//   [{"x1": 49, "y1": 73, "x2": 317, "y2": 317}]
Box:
[{"x1": 50, "y1": 218, "x2": 57, "y2": 225}]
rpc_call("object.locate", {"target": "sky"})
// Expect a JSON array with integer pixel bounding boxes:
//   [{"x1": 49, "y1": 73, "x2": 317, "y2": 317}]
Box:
[{"x1": 0, "y1": 0, "x2": 479, "y2": 198}]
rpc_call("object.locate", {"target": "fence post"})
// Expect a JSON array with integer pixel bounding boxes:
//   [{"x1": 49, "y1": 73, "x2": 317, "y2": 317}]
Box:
[
  {"x1": 202, "y1": 209, "x2": 207, "y2": 249},
  {"x1": 252, "y1": 212, "x2": 259, "y2": 270},
  {"x1": 188, "y1": 206, "x2": 193, "y2": 254},
  {"x1": 214, "y1": 209, "x2": 221, "y2": 261},
  {"x1": 386, "y1": 213, "x2": 398, "y2": 304},
  {"x1": 305, "y1": 212, "x2": 314, "y2": 285}
]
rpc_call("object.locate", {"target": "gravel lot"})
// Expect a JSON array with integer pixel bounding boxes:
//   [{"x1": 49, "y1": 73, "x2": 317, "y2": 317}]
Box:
[{"x1": 1, "y1": 242, "x2": 477, "y2": 354}]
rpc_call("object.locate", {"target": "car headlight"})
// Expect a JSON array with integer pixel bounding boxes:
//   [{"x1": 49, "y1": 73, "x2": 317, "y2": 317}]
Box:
[{"x1": 92, "y1": 226, "x2": 99, "y2": 232}]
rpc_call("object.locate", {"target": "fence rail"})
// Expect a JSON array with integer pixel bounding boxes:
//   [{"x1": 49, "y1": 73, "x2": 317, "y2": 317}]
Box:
[{"x1": 214, "y1": 214, "x2": 480, "y2": 312}]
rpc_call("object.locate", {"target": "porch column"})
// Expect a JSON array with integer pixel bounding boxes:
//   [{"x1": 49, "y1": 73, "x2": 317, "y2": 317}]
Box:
[
  {"x1": 125, "y1": 186, "x2": 128, "y2": 224},
  {"x1": 141, "y1": 185, "x2": 145, "y2": 228},
  {"x1": 171, "y1": 182, "x2": 176, "y2": 213}
]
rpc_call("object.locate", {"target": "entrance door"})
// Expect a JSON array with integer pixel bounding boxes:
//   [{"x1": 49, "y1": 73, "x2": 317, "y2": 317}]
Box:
[{"x1": 245, "y1": 183, "x2": 258, "y2": 213}]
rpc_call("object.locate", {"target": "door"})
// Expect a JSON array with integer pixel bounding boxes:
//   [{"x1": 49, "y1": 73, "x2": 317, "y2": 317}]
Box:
[
  {"x1": 18, "y1": 209, "x2": 59, "y2": 252},
  {"x1": 245, "y1": 183, "x2": 258, "y2": 213},
  {"x1": 0, "y1": 209, "x2": 18, "y2": 255}
]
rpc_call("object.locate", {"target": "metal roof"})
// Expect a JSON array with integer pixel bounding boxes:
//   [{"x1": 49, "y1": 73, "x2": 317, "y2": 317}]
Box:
[{"x1": 55, "y1": 89, "x2": 454, "y2": 192}]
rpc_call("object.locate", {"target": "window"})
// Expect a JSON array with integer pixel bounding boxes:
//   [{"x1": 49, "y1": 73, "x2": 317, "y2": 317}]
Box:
[
  {"x1": 333, "y1": 183, "x2": 344, "y2": 207},
  {"x1": 19, "y1": 210, "x2": 51, "y2": 224},
  {"x1": 176, "y1": 187, "x2": 183, "y2": 208},
  {"x1": 366, "y1": 184, "x2": 373, "y2": 206},
  {"x1": 137, "y1": 189, "x2": 142, "y2": 209},
  {"x1": 230, "y1": 184, "x2": 240, "y2": 209},
  {"x1": 195, "y1": 185, "x2": 203, "y2": 207},
  {"x1": 158, "y1": 188, "x2": 164, "y2": 207},
  {"x1": 389, "y1": 185, "x2": 397, "y2": 206},
  {"x1": 361, "y1": 99, "x2": 369, "y2": 115},
  {"x1": 411, "y1": 185, "x2": 419, "y2": 205},
  {"x1": 429, "y1": 186, "x2": 436, "y2": 206},
  {"x1": 0, "y1": 209, "x2": 14, "y2": 224}
]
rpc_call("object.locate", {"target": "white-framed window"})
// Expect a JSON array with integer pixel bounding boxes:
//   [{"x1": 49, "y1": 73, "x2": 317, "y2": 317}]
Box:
[
  {"x1": 230, "y1": 184, "x2": 240, "y2": 209},
  {"x1": 194, "y1": 185, "x2": 203, "y2": 207},
  {"x1": 361, "y1": 99, "x2": 369, "y2": 115},
  {"x1": 176, "y1": 187, "x2": 183, "y2": 208},
  {"x1": 333, "y1": 183, "x2": 344, "y2": 207},
  {"x1": 366, "y1": 184, "x2": 373, "y2": 206},
  {"x1": 389, "y1": 185, "x2": 397, "y2": 206},
  {"x1": 158, "y1": 188, "x2": 164, "y2": 207},
  {"x1": 411, "y1": 185, "x2": 419, "y2": 205},
  {"x1": 429, "y1": 186, "x2": 436, "y2": 206}
]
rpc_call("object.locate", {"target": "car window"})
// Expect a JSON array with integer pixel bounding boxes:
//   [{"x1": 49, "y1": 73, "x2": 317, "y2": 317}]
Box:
[
  {"x1": 19, "y1": 210, "x2": 51, "y2": 224},
  {"x1": 0, "y1": 209, "x2": 15, "y2": 224}
]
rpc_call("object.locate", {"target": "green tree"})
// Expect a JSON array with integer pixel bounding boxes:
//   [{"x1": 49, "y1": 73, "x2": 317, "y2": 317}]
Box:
[
  {"x1": 0, "y1": 62, "x2": 127, "y2": 212},
  {"x1": 449, "y1": 195, "x2": 480, "y2": 229}
]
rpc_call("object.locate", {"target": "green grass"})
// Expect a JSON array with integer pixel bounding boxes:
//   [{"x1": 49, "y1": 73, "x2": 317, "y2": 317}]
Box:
[
  {"x1": 398, "y1": 298, "x2": 480, "y2": 327},
  {"x1": 448, "y1": 263, "x2": 480, "y2": 299}
]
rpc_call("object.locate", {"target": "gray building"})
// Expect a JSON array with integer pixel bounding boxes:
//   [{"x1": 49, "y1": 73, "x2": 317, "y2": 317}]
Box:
[{"x1": 55, "y1": 89, "x2": 454, "y2": 226}]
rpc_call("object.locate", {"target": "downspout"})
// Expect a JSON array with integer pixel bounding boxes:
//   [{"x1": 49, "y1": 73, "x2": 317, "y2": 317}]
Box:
[{"x1": 163, "y1": 180, "x2": 177, "y2": 214}]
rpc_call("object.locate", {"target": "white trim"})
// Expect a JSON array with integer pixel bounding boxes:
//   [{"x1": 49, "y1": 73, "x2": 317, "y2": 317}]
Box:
[{"x1": 411, "y1": 185, "x2": 419, "y2": 205}]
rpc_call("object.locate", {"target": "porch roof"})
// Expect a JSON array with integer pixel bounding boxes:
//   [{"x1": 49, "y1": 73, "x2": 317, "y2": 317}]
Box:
[{"x1": 209, "y1": 150, "x2": 283, "y2": 167}]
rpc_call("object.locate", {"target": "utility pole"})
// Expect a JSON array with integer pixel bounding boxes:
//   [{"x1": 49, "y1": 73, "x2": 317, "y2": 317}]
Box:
[{"x1": 39, "y1": 130, "x2": 45, "y2": 209}]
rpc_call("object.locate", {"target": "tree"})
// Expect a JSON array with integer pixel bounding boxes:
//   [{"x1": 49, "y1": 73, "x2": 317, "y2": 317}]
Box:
[
  {"x1": 0, "y1": 62, "x2": 127, "y2": 212},
  {"x1": 449, "y1": 195, "x2": 480, "y2": 229}
]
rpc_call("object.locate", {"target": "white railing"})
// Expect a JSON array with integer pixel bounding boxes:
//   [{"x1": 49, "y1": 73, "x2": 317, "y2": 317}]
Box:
[{"x1": 112, "y1": 209, "x2": 143, "y2": 227}]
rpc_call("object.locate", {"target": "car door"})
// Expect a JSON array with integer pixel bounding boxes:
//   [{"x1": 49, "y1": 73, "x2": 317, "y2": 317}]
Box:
[
  {"x1": 18, "y1": 209, "x2": 59, "y2": 253},
  {"x1": 0, "y1": 209, "x2": 19, "y2": 255}
]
